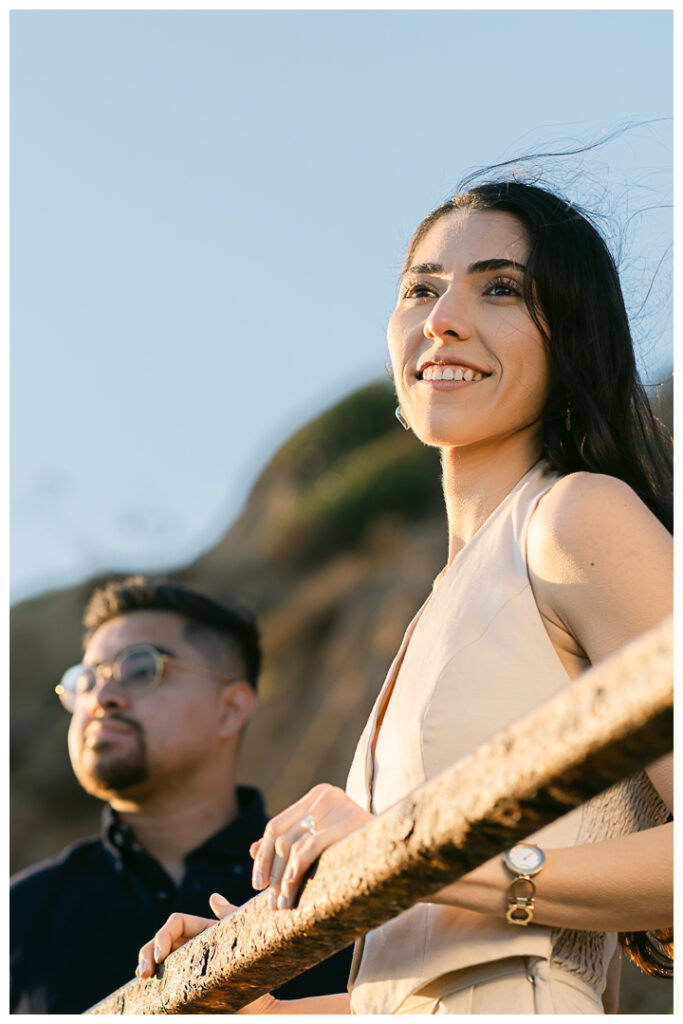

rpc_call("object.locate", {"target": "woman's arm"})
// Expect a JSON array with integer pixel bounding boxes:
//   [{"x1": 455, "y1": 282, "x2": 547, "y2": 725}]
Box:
[
  {"x1": 527, "y1": 470, "x2": 673, "y2": 800},
  {"x1": 425, "y1": 822, "x2": 672, "y2": 931},
  {"x1": 425, "y1": 473, "x2": 673, "y2": 932},
  {"x1": 236, "y1": 993, "x2": 351, "y2": 1014}
]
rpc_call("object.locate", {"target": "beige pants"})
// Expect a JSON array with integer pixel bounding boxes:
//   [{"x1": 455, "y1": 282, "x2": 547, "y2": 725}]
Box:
[{"x1": 395, "y1": 957, "x2": 603, "y2": 1014}]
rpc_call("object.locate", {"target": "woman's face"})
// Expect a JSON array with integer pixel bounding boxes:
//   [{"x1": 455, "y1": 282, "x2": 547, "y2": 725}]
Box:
[{"x1": 388, "y1": 208, "x2": 553, "y2": 452}]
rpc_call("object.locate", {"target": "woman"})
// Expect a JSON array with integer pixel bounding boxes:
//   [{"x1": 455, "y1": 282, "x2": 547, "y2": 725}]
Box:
[{"x1": 138, "y1": 179, "x2": 673, "y2": 1013}]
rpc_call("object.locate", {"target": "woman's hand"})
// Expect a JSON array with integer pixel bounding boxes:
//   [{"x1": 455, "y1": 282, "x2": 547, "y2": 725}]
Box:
[
  {"x1": 135, "y1": 892, "x2": 238, "y2": 980},
  {"x1": 250, "y1": 783, "x2": 372, "y2": 910},
  {"x1": 135, "y1": 887, "x2": 349, "y2": 1016}
]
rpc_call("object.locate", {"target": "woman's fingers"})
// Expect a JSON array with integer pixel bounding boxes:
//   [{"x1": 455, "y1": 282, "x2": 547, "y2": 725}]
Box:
[
  {"x1": 271, "y1": 817, "x2": 318, "y2": 885},
  {"x1": 251, "y1": 784, "x2": 339, "y2": 891},
  {"x1": 136, "y1": 896, "x2": 237, "y2": 980},
  {"x1": 250, "y1": 784, "x2": 371, "y2": 911},
  {"x1": 249, "y1": 838, "x2": 262, "y2": 860},
  {"x1": 252, "y1": 788, "x2": 323, "y2": 889},
  {"x1": 135, "y1": 913, "x2": 218, "y2": 979},
  {"x1": 275, "y1": 802, "x2": 370, "y2": 910},
  {"x1": 136, "y1": 937, "x2": 157, "y2": 980},
  {"x1": 209, "y1": 892, "x2": 239, "y2": 919},
  {"x1": 154, "y1": 913, "x2": 217, "y2": 962}
]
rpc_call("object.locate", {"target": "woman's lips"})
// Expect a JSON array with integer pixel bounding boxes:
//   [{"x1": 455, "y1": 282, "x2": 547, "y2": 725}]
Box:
[{"x1": 419, "y1": 378, "x2": 484, "y2": 389}]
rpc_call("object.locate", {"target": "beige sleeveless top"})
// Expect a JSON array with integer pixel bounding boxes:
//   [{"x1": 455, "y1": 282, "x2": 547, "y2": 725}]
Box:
[{"x1": 345, "y1": 461, "x2": 669, "y2": 1015}]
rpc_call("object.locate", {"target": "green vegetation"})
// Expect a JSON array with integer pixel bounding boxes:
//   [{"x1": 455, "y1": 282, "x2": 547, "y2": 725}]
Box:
[
  {"x1": 269, "y1": 381, "x2": 399, "y2": 486},
  {"x1": 271, "y1": 428, "x2": 442, "y2": 565}
]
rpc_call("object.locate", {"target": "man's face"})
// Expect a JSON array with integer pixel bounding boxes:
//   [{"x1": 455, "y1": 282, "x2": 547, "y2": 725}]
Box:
[{"x1": 67, "y1": 610, "x2": 236, "y2": 802}]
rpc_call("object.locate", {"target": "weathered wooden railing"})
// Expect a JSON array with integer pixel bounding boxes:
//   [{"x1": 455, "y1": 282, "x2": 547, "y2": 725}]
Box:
[{"x1": 88, "y1": 616, "x2": 673, "y2": 1014}]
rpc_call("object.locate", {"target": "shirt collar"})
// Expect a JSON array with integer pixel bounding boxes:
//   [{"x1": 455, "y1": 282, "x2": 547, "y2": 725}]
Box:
[
  {"x1": 101, "y1": 804, "x2": 138, "y2": 862},
  {"x1": 187, "y1": 786, "x2": 268, "y2": 864},
  {"x1": 100, "y1": 785, "x2": 268, "y2": 865}
]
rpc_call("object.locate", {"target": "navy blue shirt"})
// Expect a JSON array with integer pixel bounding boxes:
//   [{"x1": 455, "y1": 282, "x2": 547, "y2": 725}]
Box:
[{"x1": 10, "y1": 786, "x2": 352, "y2": 1013}]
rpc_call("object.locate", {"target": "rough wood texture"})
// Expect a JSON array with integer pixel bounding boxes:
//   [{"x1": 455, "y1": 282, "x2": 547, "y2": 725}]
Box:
[{"x1": 88, "y1": 616, "x2": 672, "y2": 1014}]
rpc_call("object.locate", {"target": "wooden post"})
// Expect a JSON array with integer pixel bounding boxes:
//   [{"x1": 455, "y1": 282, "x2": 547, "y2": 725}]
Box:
[{"x1": 88, "y1": 616, "x2": 673, "y2": 1014}]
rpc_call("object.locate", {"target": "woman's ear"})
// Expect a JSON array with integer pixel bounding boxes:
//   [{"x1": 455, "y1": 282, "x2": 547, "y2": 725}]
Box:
[{"x1": 216, "y1": 681, "x2": 257, "y2": 740}]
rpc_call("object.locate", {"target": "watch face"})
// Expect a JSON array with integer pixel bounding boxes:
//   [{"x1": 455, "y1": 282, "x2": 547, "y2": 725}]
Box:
[{"x1": 505, "y1": 844, "x2": 545, "y2": 875}]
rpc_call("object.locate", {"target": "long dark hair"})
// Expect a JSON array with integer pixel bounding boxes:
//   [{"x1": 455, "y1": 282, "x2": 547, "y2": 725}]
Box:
[
  {"x1": 403, "y1": 180, "x2": 673, "y2": 534},
  {"x1": 404, "y1": 180, "x2": 673, "y2": 977}
]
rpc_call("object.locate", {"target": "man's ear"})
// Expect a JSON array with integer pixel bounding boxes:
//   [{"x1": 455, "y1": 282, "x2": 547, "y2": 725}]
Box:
[{"x1": 216, "y1": 681, "x2": 257, "y2": 739}]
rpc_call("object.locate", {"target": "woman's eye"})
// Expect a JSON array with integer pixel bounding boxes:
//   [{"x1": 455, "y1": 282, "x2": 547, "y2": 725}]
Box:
[
  {"x1": 402, "y1": 282, "x2": 436, "y2": 300},
  {"x1": 485, "y1": 277, "x2": 521, "y2": 298}
]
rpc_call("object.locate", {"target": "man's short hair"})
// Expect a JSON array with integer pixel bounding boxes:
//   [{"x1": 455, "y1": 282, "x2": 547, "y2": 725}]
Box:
[{"x1": 82, "y1": 576, "x2": 261, "y2": 690}]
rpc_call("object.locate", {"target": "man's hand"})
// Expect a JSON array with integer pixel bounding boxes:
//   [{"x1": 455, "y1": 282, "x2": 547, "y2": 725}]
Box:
[{"x1": 135, "y1": 892, "x2": 238, "y2": 979}]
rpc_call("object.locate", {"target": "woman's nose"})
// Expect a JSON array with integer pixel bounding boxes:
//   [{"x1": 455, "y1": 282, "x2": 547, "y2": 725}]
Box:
[{"x1": 424, "y1": 290, "x2": 472, "y2": 343}]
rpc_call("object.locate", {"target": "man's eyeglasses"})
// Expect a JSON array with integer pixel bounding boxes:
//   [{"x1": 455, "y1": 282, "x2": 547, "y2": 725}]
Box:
[{"x1": 55, "y1": 643, "x2": 238, "y2": 713}]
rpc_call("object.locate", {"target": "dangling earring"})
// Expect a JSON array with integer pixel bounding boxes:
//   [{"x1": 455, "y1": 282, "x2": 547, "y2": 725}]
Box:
[
  {"x1": 395, "y1": 405, "x2": 410, "y2": 431},
  {"x1": 565, "y1": 404, "x2": 572, "y2": 432}
]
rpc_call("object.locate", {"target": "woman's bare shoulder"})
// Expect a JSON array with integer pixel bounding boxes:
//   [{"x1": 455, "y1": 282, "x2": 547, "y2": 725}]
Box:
[
  {"x1": 527, "y1": 471, "x2": 671, "y2": 662},
  {"x1": 530, "y1": 471, "x2": 669, "y2": 570}
]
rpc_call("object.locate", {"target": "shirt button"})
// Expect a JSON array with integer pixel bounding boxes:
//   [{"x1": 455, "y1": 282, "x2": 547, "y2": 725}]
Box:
[
  {"x1": 233, "y1": 865, "x2": 243, "y2": 874},
  {"x1": 157, "y1": 890, "x2": 169, "y2": 900}
]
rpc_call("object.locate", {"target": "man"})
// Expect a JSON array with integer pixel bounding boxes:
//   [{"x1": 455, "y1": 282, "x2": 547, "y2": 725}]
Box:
[{"x1": 10, "y1": 576, "x2": 351, "y2": 1013}]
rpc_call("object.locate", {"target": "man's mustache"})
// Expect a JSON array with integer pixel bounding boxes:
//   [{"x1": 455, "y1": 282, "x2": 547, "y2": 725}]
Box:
[{"x1": 86, "y1": 712, "x2": 144, "y2": 736}]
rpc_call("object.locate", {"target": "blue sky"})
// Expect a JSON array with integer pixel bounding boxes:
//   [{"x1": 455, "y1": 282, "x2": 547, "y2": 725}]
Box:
[{"x1": 10, "y1": 10, "x2": 673, "y2": 603}]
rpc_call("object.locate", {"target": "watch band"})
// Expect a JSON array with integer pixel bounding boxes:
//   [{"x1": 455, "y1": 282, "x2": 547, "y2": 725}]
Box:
[
  {"x1": 506, "y1": 875, "x2": 537, "y2": 925},
  {"x1": 503, "y1": 844, "x2": 545, "y2": 926}
]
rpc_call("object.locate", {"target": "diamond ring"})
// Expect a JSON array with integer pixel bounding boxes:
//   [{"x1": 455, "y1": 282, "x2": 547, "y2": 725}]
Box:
[{"x1": 300, "y1": 814, "x2": 317, "y2": 836}]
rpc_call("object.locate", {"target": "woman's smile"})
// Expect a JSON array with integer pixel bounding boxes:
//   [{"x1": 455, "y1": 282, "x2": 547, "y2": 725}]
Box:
[{"x1": 417, "y1": 358, "x2": 489, "y2": 384}]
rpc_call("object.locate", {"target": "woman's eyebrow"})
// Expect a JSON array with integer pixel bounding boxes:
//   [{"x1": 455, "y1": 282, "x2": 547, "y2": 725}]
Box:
[
  {"x1": 467, "y1": 258, "x2": 526, "y2": 274},
  {"x1": 402, "y1": 258, "x2": 526, "y2": 283},
  {"x1": 402, "y1": 261, "x2": 446, "y2": 280}
]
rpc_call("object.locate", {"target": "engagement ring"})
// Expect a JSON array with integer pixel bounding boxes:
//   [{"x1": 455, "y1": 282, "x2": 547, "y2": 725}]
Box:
[{"x1": 300, "y1": 815, "x2": 317, "y2": 836}]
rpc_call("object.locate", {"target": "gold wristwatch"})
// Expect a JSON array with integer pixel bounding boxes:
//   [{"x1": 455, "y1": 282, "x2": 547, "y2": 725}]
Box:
[{"x1": 503, "y1": 843, "x2": 546, "y2": 925}]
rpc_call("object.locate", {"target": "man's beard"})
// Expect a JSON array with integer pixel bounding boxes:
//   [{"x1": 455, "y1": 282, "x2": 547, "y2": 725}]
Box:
[
  {"x1": 90, "y1": 746, "x2": 148, "y2": 791},
  {"x1": 78, "y1": 716, "x2": 150, "y2": 795}
]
